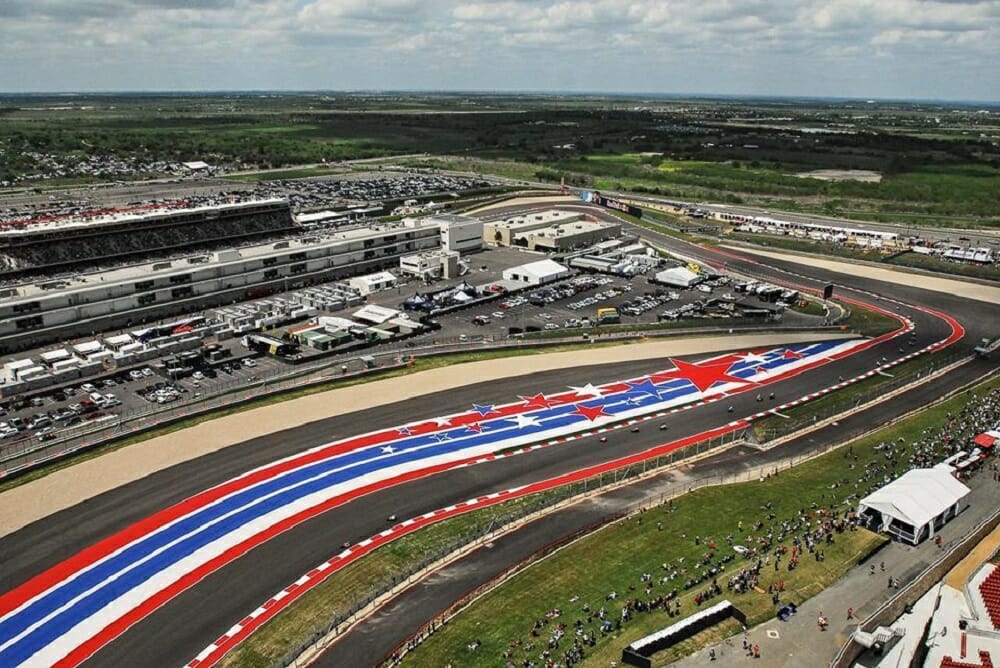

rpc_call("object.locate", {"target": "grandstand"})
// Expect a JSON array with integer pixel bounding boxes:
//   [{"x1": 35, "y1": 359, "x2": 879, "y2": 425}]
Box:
[{"x1": 0, "y1": 199, "x2": 295, "y2": 278}]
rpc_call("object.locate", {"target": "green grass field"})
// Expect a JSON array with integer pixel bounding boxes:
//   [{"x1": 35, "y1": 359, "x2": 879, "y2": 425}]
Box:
[
  {"x1": 218, "y1": 489, "x2": 567, "y2": 668},
  {"x1": 402, "y1": 376, "x2": 999, "y2": 667},
  {"x1": 751, "y1": 352, "x2": 950, "y2": 441}
]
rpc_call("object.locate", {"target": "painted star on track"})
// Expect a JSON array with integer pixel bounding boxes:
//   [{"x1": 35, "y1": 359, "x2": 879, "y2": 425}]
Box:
[
  {"x1": 655, "y1": 358, "x2": 749, "y2": 393},
  {"x1": 573, "y1": 403, "x2": 612, "y2": 421},
  {"x1": 626, "y1": 378, "x2": 663, "y2": 398},
  {"x1": 512, "y1": 414, "x2": 542, "y2": 428},
  {"x1": 519, "y1": 393, "x2": 553, "y2": 409},
  {"x1": 738, "y1": 351, "x2": 770, "y2": 364},
  {"x1": 568, "y1": 383, "x2": 604, "y2": 399}
]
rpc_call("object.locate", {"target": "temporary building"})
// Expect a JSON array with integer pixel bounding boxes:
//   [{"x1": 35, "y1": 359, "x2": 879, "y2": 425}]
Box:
[
  {"x1": 352, "y1": 304, "x2": 400, "y2": 325},
  {"x1": 654, "y1": 266, "x2": 702, "y2": 288},
  {"x1": 502, "y1": 259, "x2": 570, "y2": 286},
  {"x1": 858, "y1": 468, "x2": 970, "y2": 545}
]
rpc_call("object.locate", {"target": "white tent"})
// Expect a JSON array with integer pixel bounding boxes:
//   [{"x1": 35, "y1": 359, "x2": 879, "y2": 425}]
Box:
[
  {"x1": 502, "y1": 259, "x2": 569, "y2": 286},
  {"x1": 858, "y1": 468, "x2": 970, "y2": 545},
  {"x1": 655, "y1": 266, "x2": 701, "y2": 288}
]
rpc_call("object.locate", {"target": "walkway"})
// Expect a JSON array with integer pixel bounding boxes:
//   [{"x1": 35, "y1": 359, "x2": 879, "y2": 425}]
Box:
[{"x1": 670, "y1": 472, "x2": 1000, "y2": 667}]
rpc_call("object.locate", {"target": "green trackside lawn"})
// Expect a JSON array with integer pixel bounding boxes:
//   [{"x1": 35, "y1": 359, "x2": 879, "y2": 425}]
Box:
[
  {"x1": 751, "y1": 351, "x2": 950, "y2": 441},
  {"x1": 218, "y1": 489, "x2": 565, "y2": 668},
  {"x1": 403, "y1": 377, "x2": 999, "y2": 668}
]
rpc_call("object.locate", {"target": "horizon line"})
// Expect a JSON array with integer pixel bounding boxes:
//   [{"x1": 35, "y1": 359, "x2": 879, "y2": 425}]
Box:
[{"x1": 0, "y1": 88, "x2": 997, "y2": 107}]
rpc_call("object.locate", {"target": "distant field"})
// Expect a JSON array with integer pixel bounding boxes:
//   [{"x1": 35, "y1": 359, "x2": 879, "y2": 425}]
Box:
[{"x1": 1, "y1": 93, "x2": 997, "y2": 229}]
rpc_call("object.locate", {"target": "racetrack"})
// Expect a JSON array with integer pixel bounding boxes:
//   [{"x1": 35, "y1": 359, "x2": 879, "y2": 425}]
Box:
[{"x1": 0, "y1": 209, "x2": 996, "y2": 668}]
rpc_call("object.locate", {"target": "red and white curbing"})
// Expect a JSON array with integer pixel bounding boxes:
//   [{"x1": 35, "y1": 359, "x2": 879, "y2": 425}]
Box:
[
  {"x1": 186, "y1": 267, "x2": 968, "y2": 668},
  {"x1": 184, "y1": 421, "x2": 746, "y2": 668}
]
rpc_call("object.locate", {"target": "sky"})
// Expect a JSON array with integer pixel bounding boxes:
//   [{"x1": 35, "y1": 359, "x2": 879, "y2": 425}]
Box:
[{"x1": 1, "y1": 0, "x2": 998, "y2": 101}]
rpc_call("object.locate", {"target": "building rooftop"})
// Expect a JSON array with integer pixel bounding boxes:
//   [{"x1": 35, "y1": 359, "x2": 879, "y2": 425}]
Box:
[{"x1": 4, "y1": 221, "x2": 422, "y2": 304}]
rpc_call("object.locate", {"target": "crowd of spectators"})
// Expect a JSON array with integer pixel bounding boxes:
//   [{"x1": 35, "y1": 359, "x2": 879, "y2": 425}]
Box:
[
  {"x1": 486, "y1": 387, "x2": 999, "y2": 668},
  {"x1": 843, "y1": 386, "x2": 999, "y2": 501}
]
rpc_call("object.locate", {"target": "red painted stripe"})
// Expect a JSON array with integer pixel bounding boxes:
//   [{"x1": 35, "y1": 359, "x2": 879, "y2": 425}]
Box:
[
  {"x1": 19, "y1": 280, "x2": 965, "y2": 665},
  {"x1": 186, "y1": 423, "x2": 746, "y2": 667},
  {"x1": 1, "y1": 398, "x2": 602, "y2": 617}
]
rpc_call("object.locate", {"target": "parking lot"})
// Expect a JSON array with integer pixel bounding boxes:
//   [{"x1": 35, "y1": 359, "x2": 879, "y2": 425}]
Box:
[
  {"x1": 0, "y1": 353, "x2": 285, "y2": 451},
  {"x1": 430, "y1": 271, "x2": 822, "y2": 344},
  {"x1": 0, "y1": 241, "x2": 824, "y2": 459}
]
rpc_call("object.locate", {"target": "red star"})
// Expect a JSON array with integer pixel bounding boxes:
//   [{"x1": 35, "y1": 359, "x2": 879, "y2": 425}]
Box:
[
  {"x1": 656, "y1": 358, "x2": 749, "y2": 393},
  {"x1": 520, "y1": 393, "x2": 552, "y2": 409},
  {"x1": 782, "y1": 348, "x2": 805, "y2": 359},
  {"x1": 573, "y1": 403, "x2": 612, "y2": 421},
  {"x1": 465, "y1": 422, "x2": 484, "y2": 433}
]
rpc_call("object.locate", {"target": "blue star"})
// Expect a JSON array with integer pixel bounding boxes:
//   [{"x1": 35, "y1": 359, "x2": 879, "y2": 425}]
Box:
[
  {"x1": 433, "y1": 433, "x2": 452, "y2": 442},
  {"x1": 626, "y1": 379, "x2": 662, "y2": 398},
  {"x1": 472, "y1": 403, "x2": 496, "y2": 416},
  {"x1": 397, "y1": 427, "x2": 412, "y2": 436}
]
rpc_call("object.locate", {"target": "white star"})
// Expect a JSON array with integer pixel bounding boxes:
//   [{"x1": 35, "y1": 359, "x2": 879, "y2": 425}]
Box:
[
  {"x1": 569, "y1": 383, "x2": 604, "y2": 398},
  {"x1": 381, "y1": 445, "x2": 396, "y2": 454},
  {"x1": 512, "y1": 414, "x2": 542, "y2": 429},
  {"x1": 739, "y1": 352, "x2": 769, "y2": 364},
  {"x1": 433, "y1": 417, "x2": 452, "y2": 427}
]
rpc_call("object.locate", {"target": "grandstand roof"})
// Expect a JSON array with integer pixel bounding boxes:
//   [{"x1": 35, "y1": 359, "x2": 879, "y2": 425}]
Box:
[
  {"x1": 6, "y1": 221, "x2": 424, "y2": 303},
  {"x1": 0, "y1": 198, "x2": 287, "y2": 237}
]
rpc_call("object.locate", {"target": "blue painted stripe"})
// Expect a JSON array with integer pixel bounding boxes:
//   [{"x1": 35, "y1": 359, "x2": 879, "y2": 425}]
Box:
[{"x1": 0, "y1": 340, "x2": 850, "y2": 664}]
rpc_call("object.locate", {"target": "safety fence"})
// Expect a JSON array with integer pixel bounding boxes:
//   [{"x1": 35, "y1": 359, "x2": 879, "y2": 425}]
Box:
[
  {"x1": 752, "y1": 348, "x2": 969, "y2": 444},
  {"x1": 268, "y1": 427, "x2": 750, "y2": 668},
  {"x1": 829, "y1": 507, "x2": 1000, "y2": 668}
]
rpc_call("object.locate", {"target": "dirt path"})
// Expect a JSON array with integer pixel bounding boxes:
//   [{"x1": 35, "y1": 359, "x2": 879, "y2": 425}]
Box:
[{"x1": 0, "y1": 332, "x2": 849, "y2": 536}]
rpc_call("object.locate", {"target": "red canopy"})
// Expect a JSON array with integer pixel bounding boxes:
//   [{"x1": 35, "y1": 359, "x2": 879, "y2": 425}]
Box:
[{"x1": 973, "y1": 433, "x2": 998, "y2": 448}]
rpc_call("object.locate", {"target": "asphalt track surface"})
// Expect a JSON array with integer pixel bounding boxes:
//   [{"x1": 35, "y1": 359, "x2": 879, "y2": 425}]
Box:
[{"x1": 0, "y1": 206, "x2": 996, "y2": 667}]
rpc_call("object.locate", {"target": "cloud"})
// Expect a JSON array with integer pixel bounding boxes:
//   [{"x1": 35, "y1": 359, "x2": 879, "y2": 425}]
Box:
[{"x1": 0, "y1": 0, "x2": 996, "y2": 100}]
